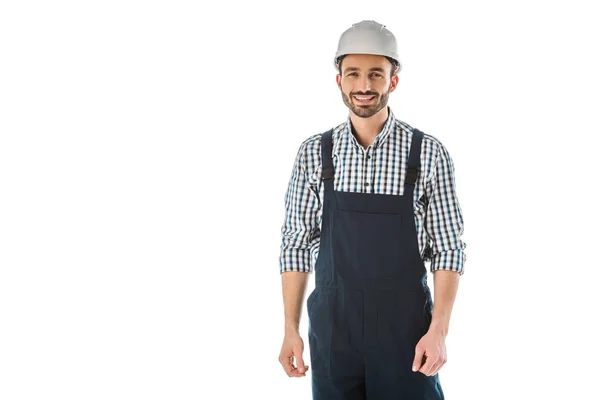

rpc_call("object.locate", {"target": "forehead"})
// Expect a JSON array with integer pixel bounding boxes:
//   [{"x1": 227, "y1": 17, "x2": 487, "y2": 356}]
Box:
[{"x1": 341, "y1": 54, "x2": 391, "y2": 71}]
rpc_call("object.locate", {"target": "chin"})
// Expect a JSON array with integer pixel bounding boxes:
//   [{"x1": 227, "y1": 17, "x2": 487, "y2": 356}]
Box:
[{"x1": 351, "y1": 106, "x2": 379, "y2": 118}]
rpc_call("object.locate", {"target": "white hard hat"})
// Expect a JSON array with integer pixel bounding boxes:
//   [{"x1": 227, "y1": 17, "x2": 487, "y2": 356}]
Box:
[{"x1": 334, "y1": 20, "x2": 401, "y2": 72}]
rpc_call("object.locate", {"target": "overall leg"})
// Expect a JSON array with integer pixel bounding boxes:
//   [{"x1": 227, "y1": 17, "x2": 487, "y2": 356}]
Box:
[
  {"x1": 310, "y1": 288, "x2": 367, "y2": 400},
  {"x1": 364, "y1": 290, "x2": 445, "y2": 400}
]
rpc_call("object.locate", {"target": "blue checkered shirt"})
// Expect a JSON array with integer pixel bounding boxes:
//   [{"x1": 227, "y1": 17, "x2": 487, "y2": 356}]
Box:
[{"x1": 279, "y1": 107, "x2": 467, "y2": 275}]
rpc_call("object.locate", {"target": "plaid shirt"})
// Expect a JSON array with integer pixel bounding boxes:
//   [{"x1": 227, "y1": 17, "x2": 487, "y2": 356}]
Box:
[{"x1": 279, "y1": 107, "x2": 467, "y2": 275}]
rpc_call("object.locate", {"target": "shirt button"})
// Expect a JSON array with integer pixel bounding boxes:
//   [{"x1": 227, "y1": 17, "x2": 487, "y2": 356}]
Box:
[{"x1": 367, "y1": 155, "x2": 371, "y2": 159}]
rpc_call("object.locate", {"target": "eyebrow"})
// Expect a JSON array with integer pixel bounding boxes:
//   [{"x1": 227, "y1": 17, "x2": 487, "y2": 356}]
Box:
[{"x1": 343, "y1": 67, "x2": 386, "y2": 74}]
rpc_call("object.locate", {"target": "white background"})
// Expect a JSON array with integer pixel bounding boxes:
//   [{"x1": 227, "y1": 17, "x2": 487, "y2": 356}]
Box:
[{"x1": 1, "y1": 1, "x2": 598, "y2": 399}]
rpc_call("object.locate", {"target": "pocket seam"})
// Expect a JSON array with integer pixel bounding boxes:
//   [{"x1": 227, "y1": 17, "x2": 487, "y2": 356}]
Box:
[
  {"x1": 336, "y1": 208, "x2": 403, "y2": 216},
  {"x1": 307, "y1": 289, "x2": 319, "y2": 315}
]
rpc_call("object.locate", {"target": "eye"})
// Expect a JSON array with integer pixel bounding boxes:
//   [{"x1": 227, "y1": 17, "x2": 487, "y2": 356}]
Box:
[
  {"x1": 371, "y1": 73, "x2": 383, "y2": 78},
  {"x1": 347, "y1": 72, "x2": 358, "y2": 77}
]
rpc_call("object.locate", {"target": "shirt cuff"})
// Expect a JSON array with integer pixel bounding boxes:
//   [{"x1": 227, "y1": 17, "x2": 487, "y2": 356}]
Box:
[
  {"x1": 279, "y1": 249, "x2": 313, "y2": 274},
  {"x1": 429, "y1": 248, "x2": 466, "y2": 276}
]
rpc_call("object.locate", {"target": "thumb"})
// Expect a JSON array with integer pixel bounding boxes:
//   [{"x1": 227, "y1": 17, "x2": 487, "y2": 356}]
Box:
[{"x1": 412, "y1": 344, "x2": 425, "y2": 372}]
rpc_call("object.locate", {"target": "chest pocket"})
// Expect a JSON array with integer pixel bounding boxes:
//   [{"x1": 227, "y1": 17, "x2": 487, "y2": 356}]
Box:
[{"x1": 332, "y1": 209, "x2": 407, "y2": 280}]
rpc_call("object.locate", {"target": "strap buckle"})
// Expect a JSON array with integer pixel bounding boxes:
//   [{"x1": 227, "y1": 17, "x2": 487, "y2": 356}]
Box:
[{"x1": 322, "y1": 167, "x2": 334, "y2": 180}]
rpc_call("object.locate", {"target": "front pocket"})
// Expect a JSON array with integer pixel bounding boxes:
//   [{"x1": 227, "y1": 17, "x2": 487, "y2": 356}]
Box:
[
  {"x1": 332, "y1": 209, "x2": 405, "y2": 280},
  {"x1": 307, "y1": 287, "x2": 333, "y2": 377},
  {"x1": 376, "y1": 290, "x2": 419, "y2": 375}
]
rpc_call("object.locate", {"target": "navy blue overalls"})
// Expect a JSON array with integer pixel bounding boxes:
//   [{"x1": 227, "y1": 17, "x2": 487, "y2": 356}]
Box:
[{"x1": 306, "y1": 128, "x2": 445, "y2": 399}]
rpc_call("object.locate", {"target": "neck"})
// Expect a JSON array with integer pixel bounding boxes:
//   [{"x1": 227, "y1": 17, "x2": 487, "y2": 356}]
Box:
[{"x1": 349, "y1": 106, "x2": 389, "y2": 149}]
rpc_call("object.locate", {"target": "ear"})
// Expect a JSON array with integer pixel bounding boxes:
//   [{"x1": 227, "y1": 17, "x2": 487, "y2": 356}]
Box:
[
  {"x1": 336, "y1": 74, "x2": 341, "y2": 89},
  {"x1": 389, "y1": 74, "x2": 399, "y2": 92}
]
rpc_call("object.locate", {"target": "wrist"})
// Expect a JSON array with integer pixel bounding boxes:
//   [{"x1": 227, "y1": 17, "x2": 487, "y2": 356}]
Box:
[
  {"x1": 428, "y1": 320, "x2": 448, "y2": 337},
  {"x1": 285, "y1": 322, "x2": 300, "y2": 335}
]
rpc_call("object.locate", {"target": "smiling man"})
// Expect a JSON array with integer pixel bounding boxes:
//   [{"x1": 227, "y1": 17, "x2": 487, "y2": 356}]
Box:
[{"x1": 278, "y1": 20, "x2": 467, "y2": 399}]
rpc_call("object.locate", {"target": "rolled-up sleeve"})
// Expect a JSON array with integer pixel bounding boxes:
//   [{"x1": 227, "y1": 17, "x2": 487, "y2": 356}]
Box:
[
  {"x1": 279, "y1": 142, "x2": 321, "y2": 274},
  {"x1": 424, "y1": 142, "x2": 467, "y2": 275}
]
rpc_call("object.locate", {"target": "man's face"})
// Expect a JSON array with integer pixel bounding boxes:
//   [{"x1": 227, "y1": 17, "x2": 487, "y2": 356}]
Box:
[{"x1": 336, "y1": 54, "x2": 398, "y2": 119}]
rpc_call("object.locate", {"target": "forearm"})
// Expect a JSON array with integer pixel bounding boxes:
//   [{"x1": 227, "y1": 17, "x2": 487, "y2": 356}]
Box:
[
  {"x1": 429, "y1": 270, "x2": 460, "y2": 337},
  {"x1": 281, "y1": 271, "x2": 310, "y2": 335}
]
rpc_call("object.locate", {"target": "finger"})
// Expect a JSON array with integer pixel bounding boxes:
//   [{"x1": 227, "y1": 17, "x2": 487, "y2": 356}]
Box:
[
  {"x1": 279, "y1": 354, "x2": 295, "y2": 376},
  {"x1": 426, "y1": 358, "x2": 443, "y2": 376},
  {"x1": 289, "y1": 356, "x2": 307, "y2": 377},
  {"x1": 296, "y1": 348, "x2": 307, "y2": 374},
  {"x1": 430, "y1": 356, "x2": 447, "y2": 376},
  {"x1": 412, "y1": 345, "x2": 425, "y2": 372},
  {"x1": 419, "y1": 353, "x2": 438, "y2": 376}
]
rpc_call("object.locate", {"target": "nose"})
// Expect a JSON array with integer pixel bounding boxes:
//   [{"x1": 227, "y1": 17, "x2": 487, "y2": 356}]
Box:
[{"x1": 356, "y1": 74, "x2": 372, "y2": 93}]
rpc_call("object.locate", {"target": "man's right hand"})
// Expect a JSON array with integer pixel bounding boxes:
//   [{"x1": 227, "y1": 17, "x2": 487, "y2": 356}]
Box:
[{"x1": 278, "y1": 332, "x2": 309, "y2": 377}]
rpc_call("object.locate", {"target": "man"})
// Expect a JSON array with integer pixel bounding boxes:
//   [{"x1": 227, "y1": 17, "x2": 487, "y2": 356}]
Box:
[{"x1": 278, "y1": 20, "x2": 466, "y2": 399}]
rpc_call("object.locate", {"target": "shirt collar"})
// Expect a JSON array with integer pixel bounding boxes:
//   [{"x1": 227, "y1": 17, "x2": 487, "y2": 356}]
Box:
[{"x1": 344, "y1": 106, "x2": 396, "y2": 149}]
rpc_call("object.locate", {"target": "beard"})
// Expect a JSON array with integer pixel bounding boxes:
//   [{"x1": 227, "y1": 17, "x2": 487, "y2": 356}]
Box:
[{"x1": 341, "y1": 87, "x2": 390, "y2": 118}]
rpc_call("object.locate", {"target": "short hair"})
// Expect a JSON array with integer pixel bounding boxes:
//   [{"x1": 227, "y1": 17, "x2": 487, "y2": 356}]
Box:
[{"x1": 335, "y1": 55, "x2": 400, "y2": 78}]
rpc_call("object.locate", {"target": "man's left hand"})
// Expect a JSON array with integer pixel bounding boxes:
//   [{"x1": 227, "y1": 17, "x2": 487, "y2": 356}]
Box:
[{"x1": 412, "y1": 329, "x2": 447, "y2": 376}]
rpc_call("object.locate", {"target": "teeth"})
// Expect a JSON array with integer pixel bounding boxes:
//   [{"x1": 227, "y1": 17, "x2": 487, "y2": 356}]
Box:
[{"x1": 355, "y1": 96, "x2": 374, "y2": 100}]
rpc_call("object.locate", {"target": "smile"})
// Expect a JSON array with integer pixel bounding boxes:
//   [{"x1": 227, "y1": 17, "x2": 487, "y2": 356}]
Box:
[{"x1": 353, "y1": 95, "x2": 376, "y2": 103}]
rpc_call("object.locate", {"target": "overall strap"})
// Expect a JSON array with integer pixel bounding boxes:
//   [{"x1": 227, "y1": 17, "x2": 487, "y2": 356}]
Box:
[
  {"x1": 320, "y1": 128, "x2": 334, "y2": 191},
  {"x1": 405, "y1": 128, "x2": 424, "y2": 187}
]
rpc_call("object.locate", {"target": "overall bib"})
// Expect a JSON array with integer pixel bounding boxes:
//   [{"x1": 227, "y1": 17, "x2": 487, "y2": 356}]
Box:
[{"x1": 307, "y1": 128, "x2": 445, "y2": 399}]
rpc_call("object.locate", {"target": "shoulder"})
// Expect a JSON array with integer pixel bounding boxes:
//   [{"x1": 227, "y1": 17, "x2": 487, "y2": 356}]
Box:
[
  {"x1": 294, "y1": 121, "x2": 346, "y2": 182},
  {"x1": 297, "y1": 121, "x2": 347, "y2": 159},
  {"x1": 394, "y1": 119, "x2": 454, "y2": 180},
  {"x1": 395, "y1": 119, "x2": 446, "y2": 155}
]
